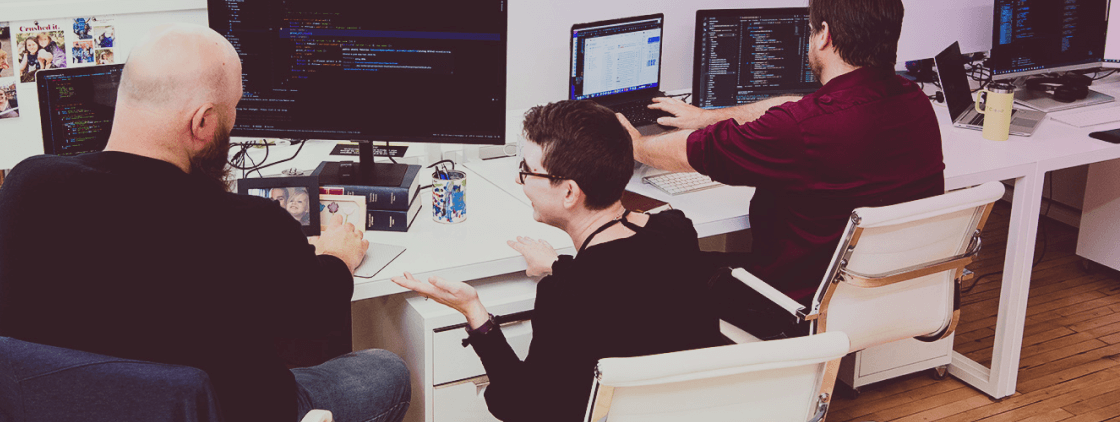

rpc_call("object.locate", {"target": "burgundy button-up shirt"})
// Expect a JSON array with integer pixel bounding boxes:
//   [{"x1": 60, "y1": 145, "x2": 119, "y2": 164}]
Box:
[{"x1": 687, "y1": 66, "x2": 946, "y2": 301}]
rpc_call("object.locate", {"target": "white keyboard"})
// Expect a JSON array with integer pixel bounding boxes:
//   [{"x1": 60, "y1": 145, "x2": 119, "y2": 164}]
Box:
[
  {"x1": 1051, "y1": 106, "x2": 1120, "y2": 128},
  {"x1": 643, "y1": 172, "x2": 724, "y2": 196}
]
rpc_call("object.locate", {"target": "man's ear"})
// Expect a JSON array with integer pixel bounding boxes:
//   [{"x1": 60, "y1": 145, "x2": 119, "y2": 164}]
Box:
[
  {"x1": 189, "y1": 103, "x2": 217, "y2": 149},
  {"x1": 562, "y1": 179, "x2": 583, "y2": 211},
  {"x1": 814, "y1": 21, "x2": 832, "y2": 51}
]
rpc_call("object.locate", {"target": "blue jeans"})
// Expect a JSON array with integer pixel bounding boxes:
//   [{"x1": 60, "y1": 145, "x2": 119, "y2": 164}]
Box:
[{"x1": 293, "y1": 349, "x2": 411, "y2": 422}]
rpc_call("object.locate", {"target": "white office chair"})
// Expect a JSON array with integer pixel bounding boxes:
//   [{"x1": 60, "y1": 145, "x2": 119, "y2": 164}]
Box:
[
  {"x1": 722, "y1": 181, "x2": 1004, "y2": 400},
  {"x1": 582, "y1": 331, "x2": 851, "y2": 422}
]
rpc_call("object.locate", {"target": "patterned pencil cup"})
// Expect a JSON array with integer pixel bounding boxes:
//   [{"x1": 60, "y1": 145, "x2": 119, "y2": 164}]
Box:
[{"x1": 432, "y1": 170, "x2": 467, "y2": 224}]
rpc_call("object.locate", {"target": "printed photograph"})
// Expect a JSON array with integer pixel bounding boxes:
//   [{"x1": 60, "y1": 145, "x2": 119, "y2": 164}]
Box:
[
  {"x1": 319, "y1": 194, "x2": 366, "y2": 231},
  {"x1": 72, "y1": 40, "x2": 94, "y2": 64},
  {"x1": 94, "y1": 25, "x2": 114, "y2": 49},
  {"x1": 95, "y1": 48, "x2": 114, "y2": 65},
  {"x1": 0, "y1": 25, "x2": 13, "y2": 78},
  {"x1": 15, "y1": 30, "x2": 67, "y2": 82},
  {"x1": 72, "y1": 17, "x2": 93, "y2": 40},
  {"x1": 248, "y1": 187, "x2": 312, "y2": 226},
  {"x1": 0, "y1": 81, "x2": 18, "y2": 119}
]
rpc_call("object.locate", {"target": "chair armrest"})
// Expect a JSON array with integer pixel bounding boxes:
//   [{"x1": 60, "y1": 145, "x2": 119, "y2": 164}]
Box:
[
  {"x1": 301, "y1": 410, "x2": 333, "y2": 422},
  {"x1": 730, "y1": 268, "x2": 807, "y2": 320}
]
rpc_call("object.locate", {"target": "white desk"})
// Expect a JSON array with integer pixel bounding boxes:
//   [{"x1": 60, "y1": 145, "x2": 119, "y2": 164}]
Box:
[
  {"x1": 937, "y1": 85, "x2": 1120, "y2": 398},
  {"x1": 244, "y1": 86, "x2": 1120, "y2": 412}
]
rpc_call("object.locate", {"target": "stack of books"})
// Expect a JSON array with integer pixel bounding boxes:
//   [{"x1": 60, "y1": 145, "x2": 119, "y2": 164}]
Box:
[{"x1": 313, "y1": 162, "x2": 423, "y2": 232}]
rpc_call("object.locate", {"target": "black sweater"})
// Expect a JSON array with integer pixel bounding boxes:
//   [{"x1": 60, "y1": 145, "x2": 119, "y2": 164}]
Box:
[
  {"x1": 0, "y1": 152, "x2": 353, "y2": 422},
  {"x1": 468, "y1": 210, "x2": 725, "y2": 422}
]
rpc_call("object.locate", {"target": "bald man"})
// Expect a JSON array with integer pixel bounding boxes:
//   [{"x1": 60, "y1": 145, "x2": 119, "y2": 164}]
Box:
[{"x1": 0, "y1": 24, "x2": 409, "y2": 422}]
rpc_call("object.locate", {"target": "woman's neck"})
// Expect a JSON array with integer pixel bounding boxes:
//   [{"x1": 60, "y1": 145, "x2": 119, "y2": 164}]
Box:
[{"x1": 567, "y1": 202, "x2": 627, "y2": 251}]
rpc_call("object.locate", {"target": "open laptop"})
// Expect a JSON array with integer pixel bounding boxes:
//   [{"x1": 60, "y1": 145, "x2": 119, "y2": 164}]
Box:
[
  {"x1": 935, "y1": 42, "x2": 1045, "y2": 136},
  {"x1": 570, "y1": 14, "x2": 672, "y2": 135}
]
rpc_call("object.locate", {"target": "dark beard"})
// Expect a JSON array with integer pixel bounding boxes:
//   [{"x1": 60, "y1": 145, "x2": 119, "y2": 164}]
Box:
[{"x1": 189, "y1": 125, "x2": 233, "y2": 192}]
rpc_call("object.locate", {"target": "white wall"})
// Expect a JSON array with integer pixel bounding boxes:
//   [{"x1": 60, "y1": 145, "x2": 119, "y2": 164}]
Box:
[
  {"x1": 0, "y1": 0, "x2": 992, "y2": 169},
  {"x1": 0, "y1": 0, "x2": 206, "y2": 169}
]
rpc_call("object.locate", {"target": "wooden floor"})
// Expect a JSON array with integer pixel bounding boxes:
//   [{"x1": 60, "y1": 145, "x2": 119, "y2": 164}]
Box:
[{"x1": 829, "y1": 202, "x2": 1120, "y2": 422}]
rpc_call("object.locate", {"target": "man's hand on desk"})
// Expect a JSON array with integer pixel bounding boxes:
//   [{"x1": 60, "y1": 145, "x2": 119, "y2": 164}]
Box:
[
  {"x1": 391, "y1": 272, "x2": 491, "y2": 329},
  {"x1": 309, "y1": 214, "x2": 369, "y2": 274},
  {"x1": 507, "y1": 236, "x2": 558, "y2": 277}
]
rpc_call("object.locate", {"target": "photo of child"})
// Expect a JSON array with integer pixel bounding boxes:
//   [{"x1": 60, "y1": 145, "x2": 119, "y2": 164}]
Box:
[
  {"x1": 94, "y1": 25, "x2": 114, "y2": 48},
  {"x1": 15, "y1": 31, "x2": 66, "y2": 83},
  {"x1": 95, "y1": 48, "x2": 113, "y2": 65},
  {"x1": 71, "y1": 40, "x2": 94, "y2": 64},
  {"x1": 248, "y1": 187, "x2": 312, "y2": 226},
  {"x1": 0, "y1": 25, "x2": 13, "y2": 78},
  {"x1": 0, "y1": 81, "x2": 18, "y2": 119}
]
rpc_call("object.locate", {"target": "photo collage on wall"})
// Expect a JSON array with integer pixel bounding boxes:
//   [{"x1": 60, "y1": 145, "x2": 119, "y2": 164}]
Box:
[
  {"x1": 0, "y1": 16, "x2": 116, "y2": 121},
  {"x1": 1, "y1": 23, "x2": 18, "y2": 120},
  {"x1": 0, "y1": 17, "x2": 116, "y2": 86}
]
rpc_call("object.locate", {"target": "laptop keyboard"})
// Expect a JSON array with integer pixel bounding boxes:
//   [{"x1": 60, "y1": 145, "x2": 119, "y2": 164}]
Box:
[
  {"x1": 614, "y1": 100, "x2": 673, "y2": 126},
  {"x1": 967, "y1": 109, "x2": 1018, "y2": 126}
]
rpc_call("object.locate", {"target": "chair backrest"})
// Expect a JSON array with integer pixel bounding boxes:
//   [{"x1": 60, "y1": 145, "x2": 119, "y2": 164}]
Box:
[
  {"x1": 808, "y1": 181, "x2": 1004, "y2": 351},
  {"x1": 0, "y1": 336, "x2": 223, "y2": 422},
  {"x1": 584, "y1": 331, "x2": 851, "y2": 422}
]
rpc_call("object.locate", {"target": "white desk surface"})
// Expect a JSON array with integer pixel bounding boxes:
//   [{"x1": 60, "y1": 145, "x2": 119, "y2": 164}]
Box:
[
  {"x1": 349, "y1": 167, "x2": 573, "y2": 301},
  {"x1": 937, "y1": 79, "x2": 1120, "y2": 189},
  {"x1": 464, "y1": 156, "x2": 756, "y2": 239}
]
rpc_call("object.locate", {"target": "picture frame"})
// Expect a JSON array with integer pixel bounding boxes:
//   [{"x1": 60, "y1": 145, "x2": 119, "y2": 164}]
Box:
[
  {"x1": 319, "y1": 194, "x2": 367, "y2": 231},
  {"x1": 238, "y1": 174, "x2": 321, "y2": 236}
]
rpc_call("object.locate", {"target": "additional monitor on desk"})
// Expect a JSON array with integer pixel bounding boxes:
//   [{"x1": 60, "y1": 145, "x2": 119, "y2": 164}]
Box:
[
  {"x1": 36, "y1": 64, "x2": 124, "y2": 156},
  {"x1": 207, "y1": 0, "x2": 507, "y2": 186},
  {"x1": 692, "y1": 8, "x2": 819, "y2": 109},
  {"x1": 1104, "y1": 0, "x2": 1120, "y2": 69},
  {"x1": 990, "y1": 0, "x2": 1109, "y2": 79}
]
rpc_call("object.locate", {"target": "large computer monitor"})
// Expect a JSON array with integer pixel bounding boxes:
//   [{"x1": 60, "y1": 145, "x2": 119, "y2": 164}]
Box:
[
  {"x1": 207, "y1": 0, "x2": 507, "y2": 186},
  {"x1": 692, "y1": 8, "x2": 819, "y2": 109},
  {"x1": 36, "y1": 65, "x2": 124, "y2": 156},
  {"x1": 990, "y1": 0, "x2": 1109, "y2": 79},
  {"x1": 1104, "y1": 0, "x2": 1120, "y2": 69}
]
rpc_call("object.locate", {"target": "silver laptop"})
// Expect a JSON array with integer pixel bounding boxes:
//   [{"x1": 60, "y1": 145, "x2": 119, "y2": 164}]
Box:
[{"x1": 935, "y1": 42, "x2": 1045, "y2": 136}]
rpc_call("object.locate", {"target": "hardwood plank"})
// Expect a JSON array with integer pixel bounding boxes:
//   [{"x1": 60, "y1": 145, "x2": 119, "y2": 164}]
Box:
[{"x1": 826, "y1": 202, "x2": 1120, "y2": 422}]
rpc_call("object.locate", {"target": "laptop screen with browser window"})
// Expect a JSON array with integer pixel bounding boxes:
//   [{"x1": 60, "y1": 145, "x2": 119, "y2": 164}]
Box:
[{"x1": 570, "y1": 14, "x2": 664, "y2": 101}]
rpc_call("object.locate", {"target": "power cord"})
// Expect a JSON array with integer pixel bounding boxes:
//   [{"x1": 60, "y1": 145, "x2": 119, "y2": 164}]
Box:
[{"x1": 229, "y1": 138, "x2": 309, "y2": 178}]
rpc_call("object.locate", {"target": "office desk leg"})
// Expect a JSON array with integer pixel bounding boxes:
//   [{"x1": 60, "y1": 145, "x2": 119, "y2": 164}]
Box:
[{"x1": 948, "y1": 173, "x2": 1044, "y2": 399}]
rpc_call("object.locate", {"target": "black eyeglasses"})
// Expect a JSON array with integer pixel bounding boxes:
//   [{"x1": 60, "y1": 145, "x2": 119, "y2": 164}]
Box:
[{"x1": 517, "y1": 160, "x2": 567, "y2": 184}]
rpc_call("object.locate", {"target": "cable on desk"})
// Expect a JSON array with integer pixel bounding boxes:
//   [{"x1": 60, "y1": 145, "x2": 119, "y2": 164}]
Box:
[
  {"x1": 229, "y1": 139, "x2": 270, "y2": 179},
  {"x1": 231, "y1": 139, "x2": 309, "y2": 177},
  {"x1": 1090, "y1": 69, "x2": 1118, "y2": 81},
  {"x1": 666, "y1": 92, "x2": 691, "y2": 103}
]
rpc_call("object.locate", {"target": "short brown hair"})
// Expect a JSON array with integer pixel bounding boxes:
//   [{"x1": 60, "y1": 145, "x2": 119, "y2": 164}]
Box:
[
  {"x1": 522, "y1": 100, "x2": 633, "y2": 210},
  {"x1": 809, "y1": 0, "x2": 904, "y2": 69}
]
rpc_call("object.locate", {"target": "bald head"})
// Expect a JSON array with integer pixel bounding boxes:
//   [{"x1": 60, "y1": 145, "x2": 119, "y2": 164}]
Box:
[
  {"x1": 105, "y1": 23, "x2": 242, "y2": 177},
  {"x1": 119, "y1": 23, "x2": 242, "y2": 112}
]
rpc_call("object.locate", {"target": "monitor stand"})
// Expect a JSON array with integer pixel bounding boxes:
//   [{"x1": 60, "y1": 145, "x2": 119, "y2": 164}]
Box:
[
  {"x1": 331, "y1": 141, "x2": 409, "y2": 187},
  {"x1": 1014, "y1": 88, "x2": 1116, "y2": 113}
]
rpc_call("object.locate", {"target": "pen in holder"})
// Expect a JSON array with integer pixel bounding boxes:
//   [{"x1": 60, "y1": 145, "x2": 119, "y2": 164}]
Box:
[{"x1": 431, "y1": 161, "x2": 467, "y2": 224}]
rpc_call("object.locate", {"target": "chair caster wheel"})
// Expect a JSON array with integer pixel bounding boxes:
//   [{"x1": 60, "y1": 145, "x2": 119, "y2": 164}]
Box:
[{"x1": 932, "y1": 365, "x2": 949, "y2": 380}]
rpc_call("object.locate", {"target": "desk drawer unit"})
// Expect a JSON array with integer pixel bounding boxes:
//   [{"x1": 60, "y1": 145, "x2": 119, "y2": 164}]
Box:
[{"x1": 355, "y1": 272, "x2": 538, "y2": 422}]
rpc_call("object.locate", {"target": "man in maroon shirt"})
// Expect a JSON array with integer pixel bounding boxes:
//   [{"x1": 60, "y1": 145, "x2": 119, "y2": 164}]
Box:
[{"x1": 621, "y1": 0, "x2": 945, "y2": 338}]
